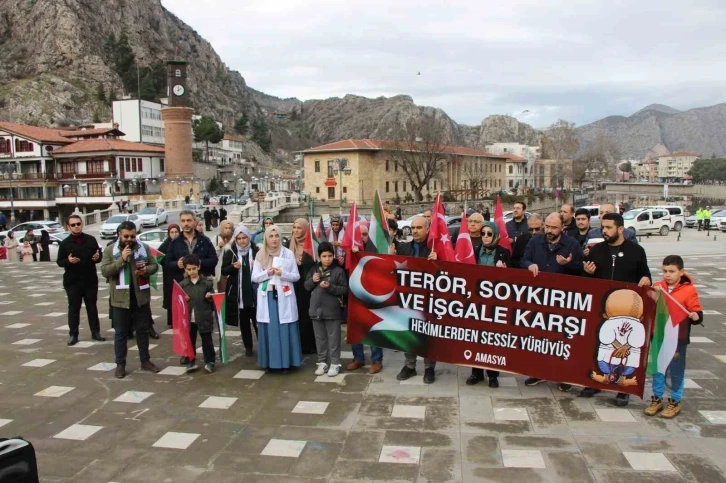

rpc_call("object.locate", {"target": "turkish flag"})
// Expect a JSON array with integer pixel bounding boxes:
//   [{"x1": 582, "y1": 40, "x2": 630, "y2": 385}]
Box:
[
  {"x1": 340, "y1": 201, "x2": 363, "y2": 271},
  {"x1": 428, "y1": 193, "x2": 456, "y2": 261},
  {"x1": 494, "y1": 196, "x2": 512, "y2": 253},
  {"x1": 455, "y1": 212, "x2": 476, "y2": 264},
  {"x1": 171, "y1": 280, "x2": 195, "y2": 360}
]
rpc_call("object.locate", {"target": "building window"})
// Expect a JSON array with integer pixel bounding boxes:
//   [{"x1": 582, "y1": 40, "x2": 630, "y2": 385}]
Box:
[
  {"x1": 159, "y1": 158, "x2": 165, "y2": 171},
  {"x1": 394, "y1": 181, "x2": 398, "y2": 192},
  {"x1": 327, "y1": 160, "x2": 334, "y2": 178},
  {"x1": 434, "y1": 180, "x2": 437, "y2": 190},
  {"x1": 509, "y1": 180, "x2": 514, "y2": 188},
  {"x1": 125, "y1": 158, "x2": 131, "y2": 172},
  {"x1": 15, "y1": 140, "x2": 33, "y2": 152},
  {"x1": 152, "y1": 126, "x2": 164, "y2": 137},
  {"x1": 315, "y1": 160, "x2": 320, "y2": 172},
  {"x1": 141, "y1": 125, "x2": 154, "y2": 137},
  {"x1": 328, "y1": 187, "x2": 335, "y2": 199},
  {"x1": 316, "y1": 187, "x2": 320, "y2": 193},
  {"x1": 131, "y1": 158, "x2": 137, "y2": 172},
  {"x1": 138, "y1": 158, "x2": 144, "y2": 172},
  {"x1": 394, "y1": 160, "x2": 398, "y2": 172},
  {"x1": 403, "y1": 180, "x2": 407, "y2": 191},
  {"x1": 385, "y1": 160, "x2": 389, "y2": 171},
  {"x1": 175, "y1": 69, "x2": 182, "y2": 77},
  {"x1": 87, "y1": 183, "x2": 105, "y2": 197},
  {"x1": 86, "y1": 160, "x2": 104, "y2": 175},
  {"x1": 0, "y1": 138, "x2": 9, "y2": 153},
  {"x1": 61, "y1": 163, "x2": 75, "y2": 175},
  {"x1": 343, "y1": 187, "x2": 347, "y2": 194},
  {"x1": 385, "y1": 181, "x2": 390, "y2": 193},
  {"x1": 508, "y1": 165, "x2": 513, "y2": 174}
]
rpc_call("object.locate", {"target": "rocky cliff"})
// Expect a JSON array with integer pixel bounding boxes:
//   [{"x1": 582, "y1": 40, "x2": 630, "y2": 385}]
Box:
[
  {"x1": 577, "y1": 103, "x2": 726, "y2": 158},
  {"x1": 0, "y1": 0, "x2": 257, "y2": 127}
]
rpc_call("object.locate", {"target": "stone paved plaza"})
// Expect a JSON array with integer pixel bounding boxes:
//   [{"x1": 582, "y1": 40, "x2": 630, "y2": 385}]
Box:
[{"x1": 2, "y1": 230, "x2": 726, "y2": 482}]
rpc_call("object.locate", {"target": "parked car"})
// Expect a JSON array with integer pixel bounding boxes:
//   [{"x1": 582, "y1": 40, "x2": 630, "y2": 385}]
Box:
[
  {"x1": 0, "y1": 220, "x2": 64, "y2": 242},
  {"x1": 100, "y1": 214, "x2": 143, "y2": 239},
  {"x1": 47, "y1": 232, "x2": 102, "y2": 262},
  {"x1": 341, "y1": 213, "x2": 368, "y2": 226},
  {"x1": 685, "y1": 215, "x2": 697, "y2": 228},
  {"x1": 136, "y1": 229, "x2": 167, "y2": 250},
  {"x1": 645, "y1": 205, "x2": 685, "y2": 231},
  {"x1": 237, "y1": 195, "x2": 250, "y2": 205},
  {"x1": 137, "y1": 207, "x2": 168, "y2": 227},
  {"x1": 183, "y1": 203, "x2": 204, "y2": 218},
  {"x1": 708, "y1": 210, "x2": 726, "y2": 230},
  {"x1": 623, "y1": 208, "x2": 671, "y2": 236},
  {"x1": 502, "y1": 211, "x2": 532, "y2": 221},
  {"x1": 398, "y1": 213, "x2": 423, "y2": 237}
]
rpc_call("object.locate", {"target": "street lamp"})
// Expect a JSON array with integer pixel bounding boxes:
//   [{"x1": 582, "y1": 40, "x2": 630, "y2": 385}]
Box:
[
  {"x1": 331, "y1": 157, "x2": 351, "y2": 211},
  {"x1": 0, "y1": 163, "x2": 17, "y2": 224}
]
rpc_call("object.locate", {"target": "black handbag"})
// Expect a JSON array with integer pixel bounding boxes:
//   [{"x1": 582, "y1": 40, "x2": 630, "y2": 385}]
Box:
[{"x1": 0, "y1": 438, "x2": 39, "y2": 483}]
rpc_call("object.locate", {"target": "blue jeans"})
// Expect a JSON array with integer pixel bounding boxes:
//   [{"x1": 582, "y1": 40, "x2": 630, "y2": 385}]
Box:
[
  {"x1": 352, "y1": 343, "x2": 383, "y2": 363},
  {"x1": 652, "y1": 341, "x2": 688, "y2": 402}
]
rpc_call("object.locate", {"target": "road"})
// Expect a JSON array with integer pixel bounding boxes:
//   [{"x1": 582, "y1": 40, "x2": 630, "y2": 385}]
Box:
[{"x1": 1, "y1": 228, "x2": 725, "y2": 482}]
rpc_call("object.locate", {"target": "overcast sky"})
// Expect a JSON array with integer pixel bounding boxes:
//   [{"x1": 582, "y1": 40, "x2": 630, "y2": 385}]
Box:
[{"x1": 163, "y1": 0, "x2": 726, "y2": 128}]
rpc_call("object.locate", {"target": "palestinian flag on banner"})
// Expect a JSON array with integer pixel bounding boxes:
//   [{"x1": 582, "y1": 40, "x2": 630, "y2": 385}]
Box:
[
  {"x1": 211, "y1": 293, "x2": 229, "y2": 365},
  {"x1": 369, "y1": 189, "x2": 391, "y2": 254},
  {"x1": 647, "y1": 290, "x2": 689, "y2": 376},
  {"x1": 303, "y1": 217, "x2": 320, "y2": 262},
  {"x1": 148, "y1": 246, "x2": 165, "y2": 290}
]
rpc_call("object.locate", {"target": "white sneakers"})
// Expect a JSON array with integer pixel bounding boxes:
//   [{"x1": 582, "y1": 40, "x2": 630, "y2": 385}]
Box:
[
  {"x1": 314, "y1": 363, "x2": 328, "y2": 376},
  {"x1": 327, "y1": 364, "x2": 341, "y2": 377}
]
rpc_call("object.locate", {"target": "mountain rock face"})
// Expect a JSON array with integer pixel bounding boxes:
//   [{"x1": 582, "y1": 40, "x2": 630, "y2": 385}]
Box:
[
  {"x1": 577, "y1": 103, "x2": 726, "y2": 158},
  {"x1": 0, "y1": 0, "x2": 257, "y2": 127}
]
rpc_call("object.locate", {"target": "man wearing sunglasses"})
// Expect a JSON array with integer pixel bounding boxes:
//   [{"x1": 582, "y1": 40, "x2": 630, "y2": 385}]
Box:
[
  {"x1": 56, "y1": 214, "x2": 105, "y2": 346},
  {"x1": 511, "y1": 214, "x2": 543, "y2": 269}
]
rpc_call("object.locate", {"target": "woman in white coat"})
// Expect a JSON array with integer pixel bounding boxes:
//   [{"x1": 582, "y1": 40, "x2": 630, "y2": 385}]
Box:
[
  {"x1": 213, "y1": 220, "x2": 234, "y2": 292},
  {"x1": 251, "y1": 224, "x2": 302, "y2": 370}
]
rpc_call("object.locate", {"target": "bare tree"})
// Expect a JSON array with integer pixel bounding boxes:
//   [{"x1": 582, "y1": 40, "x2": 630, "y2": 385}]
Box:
[
  {"x1": 541, "y1": 119, "x2": 579, "y2": 188},
  {"x1": 461, "y1": 160, "x2": 491, "y2": 200},
  {"x1": 386, "y1": 112, "x2": 451, "y2": 202},
  {"x1": 572, "y1": 133, "x2": 621, "y2": 187}
]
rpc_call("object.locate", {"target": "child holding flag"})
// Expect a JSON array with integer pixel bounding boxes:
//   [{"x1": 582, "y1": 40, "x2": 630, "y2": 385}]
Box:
[
  {"x1": 304, "y1": 241, "x2": 348, "y2": 377},
  {"x1": 646, "y1": 255, "x2": 703, "y2": 418},
  {"x1": 180, "y1": 254, "x2": 217, "y2": 373}
]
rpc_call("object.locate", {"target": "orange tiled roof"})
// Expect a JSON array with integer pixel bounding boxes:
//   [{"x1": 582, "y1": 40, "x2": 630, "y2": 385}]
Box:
[
  {"x1": 58, "y1": 127, "x2": 125, "y2": 138},
  {"x1": 0, "y1": 121, "x2": 73, "y2": 144},
  {"x1": 223, "y1": 133, "x2": 246, "y2": 142},
  {"x1": 52, "y1": 139, "x2": 165, "y2": 155},
  {"x1": 303, "y1": 138, "x2": 521, "y2": 159}
]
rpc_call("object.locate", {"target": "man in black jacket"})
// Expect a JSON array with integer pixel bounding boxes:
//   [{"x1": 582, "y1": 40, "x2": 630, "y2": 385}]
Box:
[
  {"x1": 579, "y1": 212, "x2": 651, "y2": 406},
  {"x1": 219, "y1": 206, "x2": 227, "y2": 222},
  {"x1": 56, "y1": 214, "x2": 106, "y2": 346},
  {"x1": 520, "y1": 212, "x2": 583, "y2": 391},
  {"x1": 203, "y1": 208, "x2": 212, "y2": 232},
  {"x1": 505, "y1": 201, "x2": 528, "y2": 243},
  {"x1": 561, "y1": 204, "x2": 577, "y2": 237},
  {"x1": 392, "y1": 216, "x2": 439, "y2": 384},
  {"x1": 165, "y1": 210, "x2": 218, "y2": 282},
  {"x1": 511, "y1": 214, "x2": 542, "y2": 269}
]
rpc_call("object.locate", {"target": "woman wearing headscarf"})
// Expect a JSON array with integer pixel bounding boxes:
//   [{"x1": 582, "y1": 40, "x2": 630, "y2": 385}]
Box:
[
  {"x1": 3, "y1": 231, "x2": 18, "y2": 262},
  {"x1": 251, "y1": 224, "x2": 302, "y2": 371},
  {"x1": 23, "y1": 229, "x2": 37, "y2": 261},
  {"x1": 285, "y1": 218, "x2": 317, "y2": 354},
  {"x1": 159, "y1": 223, "x2": 180, "y2": 328},
  {"x1": 39, "y1": 230, "x2": 51, "y2": 262},
  {"x1": 221, "y1": 225, "x2": 259, "y2": 356},
  {"x1": 466, "y1": 221, "x2": 510, "y2": 388},
  {"x1": 253, "y1": 217, "x2": 273, "y2": 245},
  {"x1": 213, "y1": 220, "x2": 234, "y2": 292}
]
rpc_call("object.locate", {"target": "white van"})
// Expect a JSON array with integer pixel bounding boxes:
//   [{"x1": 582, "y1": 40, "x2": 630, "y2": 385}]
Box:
[
  {"x1": 623, "y1": 208, "x2": 671, "y2": 236},
  {"x1": 645, "y1": 205, "x2": 685, "y2": 231}
]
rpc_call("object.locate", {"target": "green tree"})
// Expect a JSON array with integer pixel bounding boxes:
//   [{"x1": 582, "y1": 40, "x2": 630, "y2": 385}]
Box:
[
  {"x1": 193, "y1": 116, "x2": 224, "y2": 163},
  {"x1": 290, "y1": 108, "x2": 299, "y2": 121},
  {"x1": 251, "y1": 117, "x2": 271, "y2": 152},
  {"x1": 207, "y1": 177, "x2": 226, "y2": 195},
  {"x1": 96, "y1": 82, "x2": 106, "y2": 102},
  {"x1": 108, "y1": 88, "x2": 117, "y2": 102},
  {"x1": 234, "y1": 112, "x2": 249, "y2": 135},
  {"x1": 114, "y1": 33, "x2": 136, "y2": 95},
  {"x1": 689, "y1": 158, "x2": 726, "y2": 183}
]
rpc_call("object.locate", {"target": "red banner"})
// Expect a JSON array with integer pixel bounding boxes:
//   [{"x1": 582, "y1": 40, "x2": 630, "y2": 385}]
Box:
[
  {"x1": 171, "y1": 280, "x2": 195, "y2": 360},
  {"x1": 346, "y1": 252, "x2": 656, "y2": 396}
]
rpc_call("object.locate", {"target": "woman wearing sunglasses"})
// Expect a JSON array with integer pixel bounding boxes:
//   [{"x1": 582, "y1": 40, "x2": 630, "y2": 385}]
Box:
[{"x1": 465, "y1": 220, "x2": 511, "y2": 388}]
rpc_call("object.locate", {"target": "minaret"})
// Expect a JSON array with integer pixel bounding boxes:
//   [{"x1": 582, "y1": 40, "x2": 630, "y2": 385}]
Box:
[{"x1": 161, "y1": 60, "x2": 198, "y2": 201}]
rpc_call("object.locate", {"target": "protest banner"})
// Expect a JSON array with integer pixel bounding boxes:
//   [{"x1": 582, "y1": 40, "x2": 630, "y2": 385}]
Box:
[{"x1": 346, "y1": 252, "x2": 657, "y2": 396}]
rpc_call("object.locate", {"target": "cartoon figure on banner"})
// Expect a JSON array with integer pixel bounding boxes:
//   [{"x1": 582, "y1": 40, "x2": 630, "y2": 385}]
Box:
[{"x1": 589, "y1": 289, "x2": 646, "y2": 387}]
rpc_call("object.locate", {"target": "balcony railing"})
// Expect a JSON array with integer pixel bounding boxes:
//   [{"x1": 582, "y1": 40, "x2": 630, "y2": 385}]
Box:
[
  {"x1": 58, "y1": 171, "x2": 118, "y2": 180},
  {"x1": 0, "y1": 172, "x2": 60, "y2": 181}
]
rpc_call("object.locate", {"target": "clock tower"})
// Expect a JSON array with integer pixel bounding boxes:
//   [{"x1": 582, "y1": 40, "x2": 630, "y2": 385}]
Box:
[{"x1": 161, "y1": 60, "x2": 198, "y2": 200}]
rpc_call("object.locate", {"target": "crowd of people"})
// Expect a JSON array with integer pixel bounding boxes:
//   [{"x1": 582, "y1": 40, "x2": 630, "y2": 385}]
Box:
[
  {"x1": 2, "y1": 229, "x2": 51, "y2": 262},
  {"x1": 4, "y1": 196, "x2": 700, "y2": 421}
]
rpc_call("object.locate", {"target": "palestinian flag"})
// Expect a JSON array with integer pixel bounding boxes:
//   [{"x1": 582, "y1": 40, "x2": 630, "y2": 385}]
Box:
[
  {"x1": 303, "y1": 217, "x2": 320, "y2": 262},
  {"x1": 211, "y1": 293, "x2": 229, "y2": 365},
  {"x1": 647, "y1": 290, "x2": 689, "y2": 376},
  {"x1": 369, "y1": 189, "x2": 391, "y2": 254},
  {"x1": 148, "y1": 246, "x2": 165, "y2": 290}
]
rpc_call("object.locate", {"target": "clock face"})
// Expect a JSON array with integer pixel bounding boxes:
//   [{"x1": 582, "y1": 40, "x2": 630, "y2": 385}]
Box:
[{"x1": 172, "y1": 84, "x2": 185, "y2": 96}]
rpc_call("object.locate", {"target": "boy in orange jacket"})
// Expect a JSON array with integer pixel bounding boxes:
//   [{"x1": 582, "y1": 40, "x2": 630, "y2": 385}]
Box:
[{"x1": 646, "y1": 255, "x2": 704, "y2": 418}]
